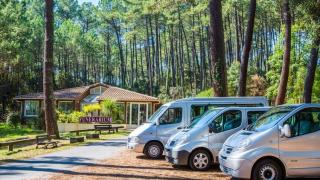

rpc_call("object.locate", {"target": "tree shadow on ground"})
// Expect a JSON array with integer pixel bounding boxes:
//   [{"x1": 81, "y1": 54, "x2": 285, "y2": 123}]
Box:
[
  {"x1": 0, "y1": 165, "x2": 194, "y2": 180},
  {"x1": 0, "y1": 155, "x2": 226, "y2": 172},
  {"x1": 1, "y1": 156, "x2": 183, "y2": 171}
]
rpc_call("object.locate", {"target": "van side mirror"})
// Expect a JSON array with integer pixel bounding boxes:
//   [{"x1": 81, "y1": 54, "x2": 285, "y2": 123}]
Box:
[
  {"x1": 280, "y1": 124, "x2": 291, "y2": 138},
  {"x1": 208, "y1": 123, "x2": 216, "y2": 133},
  {"x1": 155, "y1": 119, "x2": 160, "y2": 126},
  {"x1": 177, "y1": 126, "x2": 183, "y2": 129}
]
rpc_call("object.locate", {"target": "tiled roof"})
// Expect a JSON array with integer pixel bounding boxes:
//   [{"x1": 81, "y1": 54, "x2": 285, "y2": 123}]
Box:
[
  {"x1": 97, "y1": 86, "x2": 159, "y2": 102},
  {"x1": 14, "y1": 83, "x2": 159, "y2": 103},
  {"x1": 14, "y1": 83, "x2": 105, "y2": 100},
  {"x1": 14, "y1": 85, "x2": 90, "y2": 100}
]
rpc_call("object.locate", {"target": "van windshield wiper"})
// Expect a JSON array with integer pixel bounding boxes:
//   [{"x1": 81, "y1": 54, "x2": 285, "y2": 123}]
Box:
[{"x1": 245, "y1": 124, "x2": 256, "y2": 132}]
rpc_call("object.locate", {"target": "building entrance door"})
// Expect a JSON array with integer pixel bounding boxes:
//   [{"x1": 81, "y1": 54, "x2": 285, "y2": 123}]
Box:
[{"x1": 129, "y1": 103, "x2": 149, "y2": 126}]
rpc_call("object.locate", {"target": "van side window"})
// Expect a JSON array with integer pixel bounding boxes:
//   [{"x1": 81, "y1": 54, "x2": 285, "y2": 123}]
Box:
[
  {"x1": 211, "y1": 110, "x2": 242, "y2": 133},
  {"x1": 191, "y1": 105, "x2": 207, "y2": 122},
  {"x1": 159, "y1": 108, "x2": 182, "y2": 125},
  {"x1": 191, "y1": 105, "x2": 219, "y2": 123},
  {"x1": 247, "y1": 111, "x2": 266, "y2": 124},
  {"x1": 284, "y1": 108, "x2": 320, "y2": 137}
]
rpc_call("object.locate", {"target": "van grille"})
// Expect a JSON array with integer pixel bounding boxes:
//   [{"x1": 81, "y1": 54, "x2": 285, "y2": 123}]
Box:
[
  {"x1": 221, "y1": 155, "x2": 227, "y2": 160},
  {"x1": 224, "y1": 146, "x2": 233, "y2": 154},
  {"x1": 222, "y1": 165, "x2": 233, "y2": 173}
]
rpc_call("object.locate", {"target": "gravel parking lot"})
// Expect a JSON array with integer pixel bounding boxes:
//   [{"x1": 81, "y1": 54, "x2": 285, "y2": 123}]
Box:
[{"x1": 50, "y1": 150, "x2": 230, "y2": 180}]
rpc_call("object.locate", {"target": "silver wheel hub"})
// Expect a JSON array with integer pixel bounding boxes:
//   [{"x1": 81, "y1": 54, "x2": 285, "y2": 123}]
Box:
[
  {"x1": 259, "y1": 165, "x2": 276, "y2": 180},
  {"x1": 148, "y1": 145, "x2": 160, "y2": 157},
  {"x1": 193, "y1": 153, "x2": 208, "y2": 169}
]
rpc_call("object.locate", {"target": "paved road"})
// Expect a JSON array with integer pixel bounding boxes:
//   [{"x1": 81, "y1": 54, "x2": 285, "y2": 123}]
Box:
[{"x1": 0, "y1": 137, "x2": 127, "y2": 180}]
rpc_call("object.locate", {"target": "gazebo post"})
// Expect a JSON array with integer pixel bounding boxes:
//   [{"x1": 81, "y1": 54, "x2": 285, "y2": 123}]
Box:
[
  {"x1": 124, "y1": 102, "x2": 127, "y2": 127},
  {"x1": 152, "y1": 103, "x2": 155, "y2": 113}
]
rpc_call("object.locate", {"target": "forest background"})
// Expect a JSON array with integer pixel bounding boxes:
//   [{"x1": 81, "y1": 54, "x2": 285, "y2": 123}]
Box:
[{"x1": 0, "y1": 0, "x2": 319, "y2": 115}]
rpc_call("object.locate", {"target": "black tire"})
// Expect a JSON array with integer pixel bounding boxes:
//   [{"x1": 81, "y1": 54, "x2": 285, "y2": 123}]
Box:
[
  {"x1": 145, "y1": 142, "x2": 163, "y2": 159},
  {"x1": 252, "y1": 159, "x2": 284, "y2": 180},
  {"x1": 188, "y1": 149, "x2": 212, "y2": 171}
]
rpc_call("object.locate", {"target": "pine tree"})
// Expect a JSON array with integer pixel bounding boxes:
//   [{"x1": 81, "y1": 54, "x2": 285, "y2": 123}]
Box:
[{"x1": 44, "y1": 0, "x2": 59, "y2": 138}]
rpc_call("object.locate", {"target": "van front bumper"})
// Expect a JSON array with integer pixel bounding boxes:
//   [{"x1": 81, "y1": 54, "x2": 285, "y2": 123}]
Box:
[
  {"x1": 219, "y1": 155, "x2": 252, "y2": 179},
  {"x1": 165, "y1": 148, "x2": 189, "y2": 166},
  {"x1": 127, "y1": 142, "x2": 145, "y2": 153}
]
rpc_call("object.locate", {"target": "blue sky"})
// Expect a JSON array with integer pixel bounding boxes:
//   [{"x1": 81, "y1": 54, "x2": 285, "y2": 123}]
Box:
[{"x1": 78, "y1": 0, "x2": 100, "y2": 5}]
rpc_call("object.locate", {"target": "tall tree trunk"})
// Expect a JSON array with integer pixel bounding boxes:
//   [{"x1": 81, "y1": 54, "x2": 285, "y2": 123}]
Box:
[
  {"x1": 275, "y1": 0, "x2": 291, "y2": 105},
  {"x1": 234, "y1": 5, "x2": 241, "y2": 62},
  {"x1": 44, "y1": 0, "x2": 59, "y2": 138},
  {"x1": 169, "y1": 25, "x2": 176, "y2": 87},
  {"x1": 303, "y1": 35, "x2": 320, "y2": 103},
  {"x1": 191, "y1": 14, "x2": 199, "y2": 91},
  {"x1": 209, "y1": 0, "x2": 228, "y2": 96},
  {"x1": 238, "y1": 0, "x2": 256, "y2": 96},
  {"x1": 111, "y1": 18, "x2": 125, "y2": 87}
]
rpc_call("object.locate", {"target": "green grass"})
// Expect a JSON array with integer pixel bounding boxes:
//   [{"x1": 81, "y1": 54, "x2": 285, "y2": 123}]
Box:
[
  {"x1": 60, "y1": 130, "x2": 130, "y2": 140},
  {"x1": 0, "y1": 123, "x2": 44, "y2": 142},
  {"x1": 0, "y1": 129, "x2": 130, "y2": 163}
]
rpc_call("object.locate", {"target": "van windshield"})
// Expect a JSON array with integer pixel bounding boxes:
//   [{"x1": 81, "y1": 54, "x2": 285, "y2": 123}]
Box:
[
  {"x1": 189, "y1": 109, "x2": 221, "y2": 129},
  {"x1": 248, "y1": 106, "x2": 296, "y2": 132},
  {"x1": 146, "y1": 106, "x2": 167, "y2": 123}
]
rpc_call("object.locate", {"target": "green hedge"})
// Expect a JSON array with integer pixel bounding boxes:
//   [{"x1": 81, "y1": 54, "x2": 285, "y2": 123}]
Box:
[{"x1": 57, "y1": 111, "x2": 86, "y2": 123}]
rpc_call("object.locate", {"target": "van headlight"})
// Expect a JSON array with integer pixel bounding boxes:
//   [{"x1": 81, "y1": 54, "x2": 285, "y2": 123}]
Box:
[
  {"x1": 130, "y1": 136, "x2": 140, "y2": 143},
  {"x1": 176, "y1": 134, "x2": 190, "y2": 145},
  {"x1": 236, "y1": 138, "x2": 252, "y2": 150}
]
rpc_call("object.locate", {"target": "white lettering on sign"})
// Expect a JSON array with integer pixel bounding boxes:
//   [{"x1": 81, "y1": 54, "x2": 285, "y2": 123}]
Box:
[{"x1": 79, "y1": 117, "x2": 112, "y2": 123}]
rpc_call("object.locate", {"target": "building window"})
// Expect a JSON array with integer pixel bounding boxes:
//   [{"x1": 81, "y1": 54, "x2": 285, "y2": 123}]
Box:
[
  {"x1": 24, "y1": 100, "x2": 39, "y2": 117},
  {"x1": 58, "y1": 101, "x2": 74, "y2": 113},
  {"x1": 90, "y1": 86, "x2": 107, "y2": 95}
]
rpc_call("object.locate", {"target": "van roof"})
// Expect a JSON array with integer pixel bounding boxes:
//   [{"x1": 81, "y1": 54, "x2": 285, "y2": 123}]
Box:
[
  {"x1": 216, "y1": 106, "x2": 271, "y2": 111},
  {"x1": 163, "y1": 96, "x2": 268, "y2": 106},
  {"x1": 278, "y1": 103, "x2": 320, "y2": 108}
]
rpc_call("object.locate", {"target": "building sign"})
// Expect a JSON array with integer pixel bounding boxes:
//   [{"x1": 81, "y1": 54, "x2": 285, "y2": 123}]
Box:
[{"x1": 80, "y1": 117, "x2": 112, "y2": 123}]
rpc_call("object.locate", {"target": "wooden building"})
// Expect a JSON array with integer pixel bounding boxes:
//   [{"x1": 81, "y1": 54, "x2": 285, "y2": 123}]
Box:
[{"x1": 14, "y1": 83, "x2": 160, "y2": 127}]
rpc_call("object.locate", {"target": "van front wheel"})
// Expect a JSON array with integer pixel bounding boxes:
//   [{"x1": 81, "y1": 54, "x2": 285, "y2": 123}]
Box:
[
  {"x1": 189, "y1": 150, "x2": 212, "y2": 171},
  {"x1": 145, "y1": 142, "x2": 163, "y2": 159},
  {"x1": 252, "y1": 159, "x2": 283, "y2": 180}
]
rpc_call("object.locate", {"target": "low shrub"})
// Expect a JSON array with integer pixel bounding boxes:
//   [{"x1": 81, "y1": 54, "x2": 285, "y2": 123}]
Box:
[
  {"x1": 83, "y1": 104, "x2": 101, "y2": 114},
  {"x1": 101, "y1": 100, "x2": 122, "y2": 121},
  {"x1": 196, "y1": 89, "x2": 213, "y2": 97},
  {"x1": 6, "y1": 112, "x2": 21, "y2": 128},
  {"x1": 57, "y1": 111, "x2": 85, "y2": 123},
  {"x1": 26, "y1": 117, "x2": 43, "y2": 130},
  {"x1": 113, "y1": 119, "x2": 125, "y2": 124}
]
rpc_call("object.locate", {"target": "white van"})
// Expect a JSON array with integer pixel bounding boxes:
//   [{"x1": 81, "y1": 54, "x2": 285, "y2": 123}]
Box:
[
  {"x1": 219, "y1": 104, "x2": 320, "y2": 180},
  {"x1": 165, "y1": 107, "x2": 270, "y2": 170},
  {"x1": 127, "y1": 97, "x2": 268, "y2": 159}
]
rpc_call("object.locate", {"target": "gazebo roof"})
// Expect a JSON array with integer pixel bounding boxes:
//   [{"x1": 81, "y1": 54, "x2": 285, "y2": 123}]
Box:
[
  {"x1": 98, "y1": 86, "x2": 159, "y2": 102},
  {"x1": 14, "y1": 83, "x2": 159, "y2": 103}
]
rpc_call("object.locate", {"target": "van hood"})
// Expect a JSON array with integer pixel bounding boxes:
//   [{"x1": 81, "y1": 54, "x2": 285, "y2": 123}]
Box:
[
  {"x1": 166, "y1": 129, "x2": 189, "y2": 147},
  {"x1": 171, "y1": 130, "x2": 187, "y2": 141},
  {"x1": 224, "y1": 130, "x2": 255, "y2": 147},
  {"x1": 129, "y1": 123, "x2": 153, "y2": 137}
]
